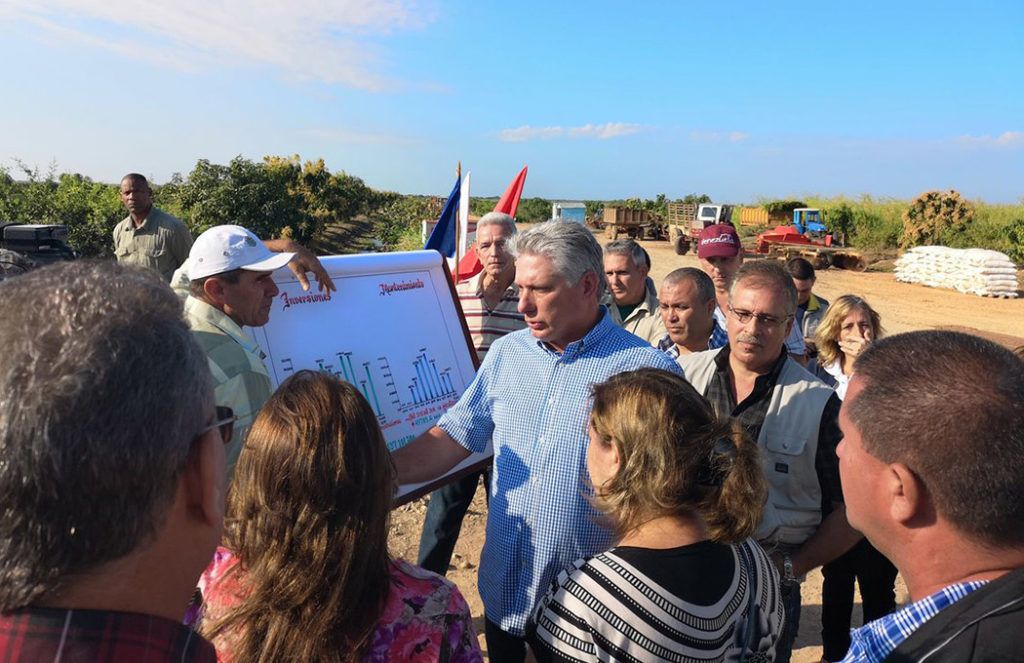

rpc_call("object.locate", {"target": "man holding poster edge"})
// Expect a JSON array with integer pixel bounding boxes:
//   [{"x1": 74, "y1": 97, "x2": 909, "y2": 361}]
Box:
[
  {"x1": 394, "y1": 221, "x2": 681, "y2": 663},
  {"x1": 180, "y1": 225, "x2": 334, "y2": 478}
]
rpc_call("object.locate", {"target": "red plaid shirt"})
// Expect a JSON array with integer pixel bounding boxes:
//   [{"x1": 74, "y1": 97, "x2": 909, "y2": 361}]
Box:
[{"x1": 0, "y1": 607, "x2": 217, "y2": 662}]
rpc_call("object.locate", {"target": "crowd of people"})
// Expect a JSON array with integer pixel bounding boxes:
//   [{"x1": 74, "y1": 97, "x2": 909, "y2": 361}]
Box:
[{"x1": 0, "y1": 176, "x2": 1022, "y2": 663}]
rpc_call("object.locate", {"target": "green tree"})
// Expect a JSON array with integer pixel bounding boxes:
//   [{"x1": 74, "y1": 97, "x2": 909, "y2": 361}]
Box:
[
  {"x1": 177, "y1": 156, "x2": 313, "y2": 242},
  {"x1": 51, "y1": 173, "x2": 122, "y2": 257},
  {"x1": 514, "y1": 197, "x2": 552, "y2": 223}
]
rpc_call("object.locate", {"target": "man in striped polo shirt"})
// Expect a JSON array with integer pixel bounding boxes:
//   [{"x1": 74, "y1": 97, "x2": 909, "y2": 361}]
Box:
[{"x1": 417, "y1": 211, "x2": 527, "y2": 575}]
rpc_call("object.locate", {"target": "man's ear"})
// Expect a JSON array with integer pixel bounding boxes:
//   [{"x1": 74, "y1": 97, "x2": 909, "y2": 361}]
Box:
[
  {"x1": 184, "y1": 433, "x2": 226, "y2": 528},
  {"x1": 580, "y1": 270, "x2": 600, "y2": 299},
  {"x1": 202, "y1": 277, "x2": 227, "y2": 306},
  {"x1": 889, "y1": 462, "x2": 927, "y2": 525}
]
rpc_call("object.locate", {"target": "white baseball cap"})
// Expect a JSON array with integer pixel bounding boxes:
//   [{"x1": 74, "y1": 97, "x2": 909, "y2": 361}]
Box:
[{"x1": 187, "y1": 225, "x2": 295, "y2": 280}]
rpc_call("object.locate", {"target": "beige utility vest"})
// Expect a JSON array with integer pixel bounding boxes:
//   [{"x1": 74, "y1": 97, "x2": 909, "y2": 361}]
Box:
[{"x1": 678, "y1": 348, "x2": 834, "y2": 546}]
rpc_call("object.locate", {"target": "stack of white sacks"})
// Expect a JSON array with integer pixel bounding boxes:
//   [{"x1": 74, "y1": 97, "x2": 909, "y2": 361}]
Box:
[{"x1": 895, "y1": 246, "x2": 1019, "y2": 297}]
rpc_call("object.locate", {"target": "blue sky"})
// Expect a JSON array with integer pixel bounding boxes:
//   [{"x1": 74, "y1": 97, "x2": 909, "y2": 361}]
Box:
[{"x1": 1, "y1": 0, "x2": 1022, "y2": 202}]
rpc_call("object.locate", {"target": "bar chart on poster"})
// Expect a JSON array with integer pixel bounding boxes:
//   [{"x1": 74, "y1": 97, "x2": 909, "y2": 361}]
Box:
[{"x1": 248, "y1": 250, "x2": 484, "y2": 499}]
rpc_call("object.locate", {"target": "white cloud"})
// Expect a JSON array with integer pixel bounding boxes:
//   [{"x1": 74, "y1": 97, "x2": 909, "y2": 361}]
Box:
[
  {"x1": 0, "y1": 0, "x2": 434, "y2": 91},
  {"x1": 954, "y1": 131, "x2": 1024, "y2": 148},
  {"x1": 689, "y1": 130, "x2": 750, "y2": 143},
  {"x1": 498, "y1": 122, "x2": 642, "y2": 142}
]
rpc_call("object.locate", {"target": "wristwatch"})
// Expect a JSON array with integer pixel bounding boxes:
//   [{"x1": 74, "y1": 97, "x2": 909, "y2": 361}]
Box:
[{"x1": 782, "y1": 553, "x2": 796, "y2": 582}]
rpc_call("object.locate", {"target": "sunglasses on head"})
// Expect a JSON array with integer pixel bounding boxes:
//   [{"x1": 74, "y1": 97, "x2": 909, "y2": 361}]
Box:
[{"x1": 198, "y1": 406, "x2": 237, "y2": 445}]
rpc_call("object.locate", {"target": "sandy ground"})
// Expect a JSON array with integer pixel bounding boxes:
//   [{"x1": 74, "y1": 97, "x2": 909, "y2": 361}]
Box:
[{"x1": 388, "y1": 237, "x2": 1023, "y2": 662}]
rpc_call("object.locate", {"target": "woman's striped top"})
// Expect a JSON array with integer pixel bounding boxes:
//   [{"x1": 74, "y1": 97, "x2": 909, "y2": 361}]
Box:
[{"x1": 528, "y1": 538, "x2": 784, "y2": 662}]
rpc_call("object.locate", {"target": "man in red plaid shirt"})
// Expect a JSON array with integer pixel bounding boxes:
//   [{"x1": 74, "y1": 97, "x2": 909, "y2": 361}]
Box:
[{"x1": 0, "y1": 261, "x2": 225, "y2": 662}]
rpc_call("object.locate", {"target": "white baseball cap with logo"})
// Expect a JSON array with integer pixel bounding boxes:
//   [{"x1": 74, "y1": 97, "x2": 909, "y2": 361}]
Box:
[{"x1": 187, "y1": 225, "x2": 295, "y2": 280}]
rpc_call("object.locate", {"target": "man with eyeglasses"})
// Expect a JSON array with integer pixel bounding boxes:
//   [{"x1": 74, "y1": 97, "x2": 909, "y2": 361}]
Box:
[
  {"x1": 0, "y1": 261, "x2": 224, "y2": 661},
  {"x1": 677, "y1": 260, "x2": 860, "y2": 663}
]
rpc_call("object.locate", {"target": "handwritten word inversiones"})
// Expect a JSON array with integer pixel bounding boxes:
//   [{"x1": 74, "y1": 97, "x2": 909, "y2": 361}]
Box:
[
  {"x1": 379, "y1": 279, "x2": 425, "y2": 296},
  {"x1": 280, "y1": 291, "x2": 332, "y2": 310}
]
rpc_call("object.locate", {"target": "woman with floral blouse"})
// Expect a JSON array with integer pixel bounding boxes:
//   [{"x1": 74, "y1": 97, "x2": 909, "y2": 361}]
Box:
[{"x1": 197, "y1": 370, "x2": 481, "y2": 663}]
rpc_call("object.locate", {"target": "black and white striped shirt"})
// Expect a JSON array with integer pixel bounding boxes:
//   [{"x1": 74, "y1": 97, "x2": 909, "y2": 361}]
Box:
[{"x1": 528, "y1": 538, "x2": 784, "y2": 662}]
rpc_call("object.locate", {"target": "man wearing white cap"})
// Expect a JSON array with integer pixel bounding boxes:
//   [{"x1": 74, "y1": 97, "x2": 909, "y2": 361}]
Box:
[{"x1": 184, "y1": 225, "x2": 296, "y2": 476}]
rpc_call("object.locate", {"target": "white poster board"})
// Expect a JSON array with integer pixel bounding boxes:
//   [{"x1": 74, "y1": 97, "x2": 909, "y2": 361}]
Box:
[{"x1": 249, "y1": 250, "x2": 486, "y2": 502}]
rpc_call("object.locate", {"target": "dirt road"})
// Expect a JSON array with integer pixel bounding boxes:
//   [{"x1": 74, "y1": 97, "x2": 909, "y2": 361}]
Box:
[{"x1": 389, "y1": 237, "x2": 1022, "y2": 662}]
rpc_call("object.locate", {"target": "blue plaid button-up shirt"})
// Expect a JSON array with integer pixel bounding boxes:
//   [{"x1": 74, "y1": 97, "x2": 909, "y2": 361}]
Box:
[
  {"x1": 437, "y1": 309, "x2": 682, "y2": 635},
  {"x1": 839, "y1": 580, "x2": 988, "y2": 663},
  {"x1": 657, "y1": 320, "x2": 725, "y2": 358}
]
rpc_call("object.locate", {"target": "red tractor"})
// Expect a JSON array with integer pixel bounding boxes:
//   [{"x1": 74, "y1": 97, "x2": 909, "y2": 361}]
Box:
[{"x1": 754, "y1": 208, "x2": 866, "y2": 271}]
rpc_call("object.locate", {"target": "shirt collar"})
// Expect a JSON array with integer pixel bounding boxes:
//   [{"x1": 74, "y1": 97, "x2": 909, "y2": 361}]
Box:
[
  {"x1": 842, "y1": 580, "x2": 989, "y2": 663},
  {"x1": 184, "y1": 296, "x2": 265, "y2": 358},
  {"x1": 806, "y1": 293, "x2": 823, "y2": 312},
  {"x1": 127, "y1": 207, "x2": 156, "y2": 231},
  {"x1": 470, "y1": 270, "x2": 518, "y2": 297},
  {"x1": 713, "y1": 343, "x2": 788, "y2": 381},
  {"x1": 535, "y1": 306, "x2": 613, "y2": 358}
]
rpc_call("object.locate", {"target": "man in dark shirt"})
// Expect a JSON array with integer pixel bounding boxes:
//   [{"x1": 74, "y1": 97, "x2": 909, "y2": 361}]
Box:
[
  {"x1": 0, "y1": 261, "x2": 224, "y2": 662},
  {"x1": 837, "y1": 332, "x2": 1024, "y2": 662},
  {"x1": 677, "y1": 260, "x2": 860, "y2": 663}
]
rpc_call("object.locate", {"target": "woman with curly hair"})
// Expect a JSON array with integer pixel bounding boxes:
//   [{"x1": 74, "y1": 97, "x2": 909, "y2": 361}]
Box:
[
  {"x1": 808, "y1": 296, "x2": 898, "y2": 663},
  {"x1": 197, "y1": 370, "x2": 482, "y2": 663},
  {"x1": 527, "y1": 368, "x2": 783, "y2": 662}
]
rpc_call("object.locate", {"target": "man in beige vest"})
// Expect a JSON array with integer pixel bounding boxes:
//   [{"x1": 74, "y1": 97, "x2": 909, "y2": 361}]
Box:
[
  {"x1": 676, "y1": 260, "x2": 860, "y2": 663},
  {"x1": 602, "y1": 239, "x2": 665, "y2": 343}
]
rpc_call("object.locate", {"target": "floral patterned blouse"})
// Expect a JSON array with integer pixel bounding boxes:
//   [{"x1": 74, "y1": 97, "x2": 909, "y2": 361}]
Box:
[{"x1": 198, "y1": 547, "x2": 482, "y2": 663}]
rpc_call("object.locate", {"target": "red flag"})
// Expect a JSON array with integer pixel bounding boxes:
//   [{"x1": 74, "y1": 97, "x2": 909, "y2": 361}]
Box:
[{"x1": 457, "y1": 166, "x2": 528, "y2": 281}]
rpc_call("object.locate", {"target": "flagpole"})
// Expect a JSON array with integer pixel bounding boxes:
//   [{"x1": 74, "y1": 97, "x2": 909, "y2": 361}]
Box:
[{"x1": 454, "y1": 161, "x2": 462, "y2": 282}]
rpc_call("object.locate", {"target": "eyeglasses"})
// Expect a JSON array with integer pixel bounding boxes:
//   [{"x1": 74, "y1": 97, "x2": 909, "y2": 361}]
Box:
[
  {"x1": 728, "y1": 305, "x2": 792, "y2": 328},
  {"x1": 198, "y1": 406, "x2": 237, "y2": 445}
]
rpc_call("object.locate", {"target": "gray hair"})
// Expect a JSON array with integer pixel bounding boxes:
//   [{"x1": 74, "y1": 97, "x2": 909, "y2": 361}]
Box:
[
  {"x1": 476, "y1": 211, "x2": 517, "y2": 236},
  {"x1": 604, "y1": 239, "x2": 649, "y2": 270},
  {"x1": 662, "y1": 267, "x2": 715, "y2": 304},
  {"x1": 729, "y1": 260, "x2": 798, "y2": 315},
  {"x1": 514, "y1": 220, "x2": 605, "y2": 294},
  {"x1": 0, "y1": 261, "x2": 212, "y2": 609}
]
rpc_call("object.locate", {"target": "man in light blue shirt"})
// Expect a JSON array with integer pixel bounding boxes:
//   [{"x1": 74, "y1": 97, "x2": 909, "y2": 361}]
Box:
[{"x1": 394, "y1": 221, "x2": 681, "y2": 663}]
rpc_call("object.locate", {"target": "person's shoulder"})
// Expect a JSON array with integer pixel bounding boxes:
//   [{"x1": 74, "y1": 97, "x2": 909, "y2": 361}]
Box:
[
  {"x1": 602, "y1": 329, "x2": 683, "y2": 371},
  {"x1": 389, "y1": 558, "x2": 466, "y2": 605},
  {"x1": 152, "y1": 207, "x2": 188, "y2": 229},
  {"x1": 676, "y1": 347, "x2": 721, "y2": 370},
  {"x1": 782, "y1": 356, "x2": 834, "y2": 390}
]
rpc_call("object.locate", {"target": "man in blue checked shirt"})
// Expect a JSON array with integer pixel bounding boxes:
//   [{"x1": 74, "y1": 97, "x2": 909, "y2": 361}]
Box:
[
  {"x1": 394, "y1": 221, "x2": 681, "y2": 663},
  {"x1": 836, "y1": 331, "x2": 1024, "y2": 663}
]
